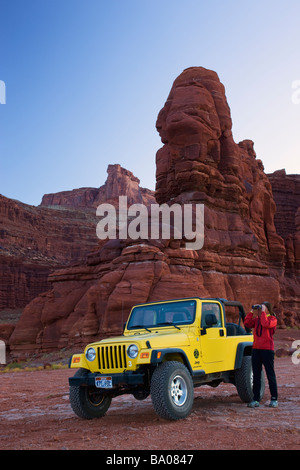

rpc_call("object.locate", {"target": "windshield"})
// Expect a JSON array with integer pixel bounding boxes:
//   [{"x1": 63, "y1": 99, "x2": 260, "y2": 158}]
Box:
[{"x1": 127, "y1": 300, "x2": 196, "y2": 330}]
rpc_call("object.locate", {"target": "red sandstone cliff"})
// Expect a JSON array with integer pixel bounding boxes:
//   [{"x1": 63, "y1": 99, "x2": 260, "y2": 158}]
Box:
[
  {"x1": 41, "y1": 164, "x2": 155, "y2": 209},
  {"x1": 6, "y1": 67, "x2": 300, "y2": 354},
  {"x1": 0, "y1": 165, "x2": 155, "y2": 314},
  {"x1": 267, "y1": 169, "x2": 300, "y2": 315},
  {"x1": 267, "y1": 169, "x2": 300, "y2": 251},
  {"x1": 0, "y1": 196, "x2": 97, "y2": 313}
]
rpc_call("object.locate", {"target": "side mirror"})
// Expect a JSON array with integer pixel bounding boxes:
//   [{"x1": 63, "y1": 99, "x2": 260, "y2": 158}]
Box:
[{"x1": 200, "y1": 313, "x2": 218, "y2": 336}]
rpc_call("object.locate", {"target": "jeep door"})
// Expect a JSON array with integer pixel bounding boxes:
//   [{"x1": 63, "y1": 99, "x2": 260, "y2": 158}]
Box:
[{"x1": 200, "y1": 301, "x2": 226, "y2": 368}]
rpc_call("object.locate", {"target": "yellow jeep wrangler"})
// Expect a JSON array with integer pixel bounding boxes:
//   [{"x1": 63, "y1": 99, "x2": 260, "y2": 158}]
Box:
[{"x1": 69, "y1": 297, "x2": 265, "y2": 420}]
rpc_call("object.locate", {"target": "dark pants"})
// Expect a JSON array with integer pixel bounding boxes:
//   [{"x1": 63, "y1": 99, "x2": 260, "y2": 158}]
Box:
[{"x1": 252, "y1": 349, "x2": 278, "y2": 402}]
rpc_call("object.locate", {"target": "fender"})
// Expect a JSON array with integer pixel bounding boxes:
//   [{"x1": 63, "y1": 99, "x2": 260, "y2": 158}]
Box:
[
  {"x1": 69, "y1": 353, "x2": 89, "y2": 370},
  {"x1": 234, "y1": 342, "x2": 253, "y2": 369},
  {"x1": 151, "y1": 348, "x2": 206, "y2": 378},
  {"x1": 150, "y1": 348, "x2": 194, "y2": 373}
]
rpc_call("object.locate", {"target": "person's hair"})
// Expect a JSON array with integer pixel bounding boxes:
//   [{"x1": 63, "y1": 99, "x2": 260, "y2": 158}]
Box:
[{"x1": 262, "y1": 301, "x2": 276, "y2": 316}]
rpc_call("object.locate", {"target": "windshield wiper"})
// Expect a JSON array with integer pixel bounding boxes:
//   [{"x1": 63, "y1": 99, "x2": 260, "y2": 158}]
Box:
[
  {"x1": 130, "y1": 325, "x2": 152, "y2": 332},
  {"x1": 156, "y1": 322, "x2": 181, "y2": 330}
]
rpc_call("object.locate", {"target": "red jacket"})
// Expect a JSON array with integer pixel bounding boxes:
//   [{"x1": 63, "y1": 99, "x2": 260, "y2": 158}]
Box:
[{"x1": 244, "y1": 311, "x2": 277, "y2": 350}]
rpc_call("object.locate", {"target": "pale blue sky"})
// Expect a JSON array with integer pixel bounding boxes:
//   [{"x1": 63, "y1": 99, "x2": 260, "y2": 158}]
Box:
[{"x1": 1, "y1": 0, "x2": 300, "y2": 206}]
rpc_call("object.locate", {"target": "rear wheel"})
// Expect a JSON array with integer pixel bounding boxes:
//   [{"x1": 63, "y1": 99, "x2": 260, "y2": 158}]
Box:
[
  {"x1": 150, "y1": 361, "x2": 194, "y2": 420},
  {"x1": 69, "y1": 368, "x2": 112, "y2": 419},
  {"x1": 235, "y1": 355, "x2": 265, "y2": 402}
]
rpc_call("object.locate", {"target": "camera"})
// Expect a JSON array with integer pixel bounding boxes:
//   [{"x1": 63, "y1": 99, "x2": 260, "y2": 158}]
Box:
[{"x1": 252, "y1": 304, "x2": 262, "y2": 310}]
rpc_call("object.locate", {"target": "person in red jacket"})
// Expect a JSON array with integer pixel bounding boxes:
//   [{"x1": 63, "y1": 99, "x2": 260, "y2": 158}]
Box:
[{"x1": 244, "y1": 301, "x2": 278, "y2": 408}]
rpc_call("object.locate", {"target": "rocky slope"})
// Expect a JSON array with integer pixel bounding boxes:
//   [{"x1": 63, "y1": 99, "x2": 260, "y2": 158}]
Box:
[{"x1": 5, "y1": 67, "x2": 300, "y2": 354}]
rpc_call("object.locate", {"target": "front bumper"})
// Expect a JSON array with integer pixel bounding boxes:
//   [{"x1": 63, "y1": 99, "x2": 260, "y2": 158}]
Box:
[{"x1": 69, "y1": 371, "x2": 145, "y2": 388}]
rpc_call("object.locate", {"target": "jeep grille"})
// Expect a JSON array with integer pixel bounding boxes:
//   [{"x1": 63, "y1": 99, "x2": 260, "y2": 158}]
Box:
[{"x1": 97, "y1": 344, "x2": 127, "y2": 372}]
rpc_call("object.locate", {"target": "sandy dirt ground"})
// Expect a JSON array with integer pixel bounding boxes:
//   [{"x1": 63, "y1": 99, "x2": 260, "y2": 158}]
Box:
[{"x1": 0, "y1": 330, "x2": 299, "y2": 451}]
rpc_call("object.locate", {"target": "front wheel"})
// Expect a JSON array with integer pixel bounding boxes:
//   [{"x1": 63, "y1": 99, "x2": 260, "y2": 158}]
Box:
[
  {"x1": 69, "y1": 368, "x2": 112, "y2": 419},
  {"x1": 150, "y1": 361, "x2": 194, "y2": 420}
]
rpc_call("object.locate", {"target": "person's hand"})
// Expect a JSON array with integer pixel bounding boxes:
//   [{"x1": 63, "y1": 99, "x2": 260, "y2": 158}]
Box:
[{"x1": 250, "y1": 309, "x2": 257, "y2": 317}]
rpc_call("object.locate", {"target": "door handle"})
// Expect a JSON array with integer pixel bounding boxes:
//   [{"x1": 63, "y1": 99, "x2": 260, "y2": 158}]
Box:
[{"x1": 219, "y1": 329, "x2": 224, "y2": 337}]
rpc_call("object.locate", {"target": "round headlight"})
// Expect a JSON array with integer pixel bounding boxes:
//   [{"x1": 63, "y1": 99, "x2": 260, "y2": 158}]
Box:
[
  {"x1": 127, "y1": 344, "x2": 138, "y2": 359},
  {"x1": 85, "y1": 347, "x2": 96, "y2": 362}
]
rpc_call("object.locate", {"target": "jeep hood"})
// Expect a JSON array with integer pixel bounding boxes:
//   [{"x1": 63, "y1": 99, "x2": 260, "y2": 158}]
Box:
[{"x1": 90, "y1": 330, "x2": 190, "y2": 349}]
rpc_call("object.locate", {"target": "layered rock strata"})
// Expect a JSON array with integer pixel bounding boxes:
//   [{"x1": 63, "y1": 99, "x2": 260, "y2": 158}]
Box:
[
  {"x1": 267, "y1": 170, "x2": 300, "y2": 317},
  {"x1": 0, "y1": 195, "x2": 97, "y2": 311}
]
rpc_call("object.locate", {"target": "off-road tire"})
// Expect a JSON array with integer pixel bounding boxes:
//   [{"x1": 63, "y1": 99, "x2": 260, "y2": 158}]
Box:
[
  {"x1": 69, "y1": 368, "x2": 112, "y2": 419},
  {"x1": 150, "y1": 361, "x2": 194, "y2": 420},
  {"x1": 235, "y1": 355, "x2": 265, "y2": 402}
]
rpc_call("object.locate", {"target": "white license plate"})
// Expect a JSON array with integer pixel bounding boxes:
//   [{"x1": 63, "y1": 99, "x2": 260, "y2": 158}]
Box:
[{"x1": 95, "y1": 376, "x2": 113, "y2": 388}]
